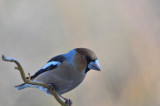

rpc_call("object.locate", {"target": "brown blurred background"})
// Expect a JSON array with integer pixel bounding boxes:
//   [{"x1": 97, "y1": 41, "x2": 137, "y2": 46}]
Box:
[{"x1": 1, "y1": 0, "x2": 160, "y2": 106}]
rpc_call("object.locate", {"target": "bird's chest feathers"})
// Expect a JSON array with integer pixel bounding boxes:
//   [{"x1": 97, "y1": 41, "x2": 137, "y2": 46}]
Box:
[{"x1": 58, "y1": 74, "x2": 85, "y2": 94}]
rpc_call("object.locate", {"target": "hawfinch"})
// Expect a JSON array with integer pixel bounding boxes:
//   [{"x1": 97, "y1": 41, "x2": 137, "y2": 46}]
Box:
[{"x1": 15, "y1": 48, "x2": 101, "y2": 104}]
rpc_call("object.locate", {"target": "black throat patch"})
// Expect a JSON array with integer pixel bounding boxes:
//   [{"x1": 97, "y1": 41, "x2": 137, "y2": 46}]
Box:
[{"x1": 84, "y1": 56, "x2": 92, "y2": 73}]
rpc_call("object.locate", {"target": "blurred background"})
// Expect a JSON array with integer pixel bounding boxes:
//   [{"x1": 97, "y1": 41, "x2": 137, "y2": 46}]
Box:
[{"x1": 0, "y1": 0, "x2": 160, "y2": 106}]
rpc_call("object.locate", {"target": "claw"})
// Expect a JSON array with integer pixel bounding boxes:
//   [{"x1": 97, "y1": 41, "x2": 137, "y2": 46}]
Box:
[
  {"x1": 60, "y1": 96, "x2": 72, "y2": 106},
  {"x1": 47, "y1": 83, "x2": 56, "y2": 93},
  {"x1": 65, "y1": 99, "x2": 72, "y2": 106}
]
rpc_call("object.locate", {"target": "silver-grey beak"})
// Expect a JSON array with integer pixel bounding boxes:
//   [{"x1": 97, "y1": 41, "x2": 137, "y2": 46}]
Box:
[{"x1": 88, "y1": 59, "x2": 101, "y2": 71}]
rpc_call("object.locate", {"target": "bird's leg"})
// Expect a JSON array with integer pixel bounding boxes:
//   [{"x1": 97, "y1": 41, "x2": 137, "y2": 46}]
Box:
[
  {"x1": 60, "y1": 96, "x2": 72, "y2": 106},
  {"x1": 47, "y1": 83, "x2": 56, "y2": 93}
]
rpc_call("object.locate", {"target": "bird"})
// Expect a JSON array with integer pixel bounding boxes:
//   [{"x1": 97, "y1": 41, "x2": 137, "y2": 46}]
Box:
[{"x1": 15, "y1": 48, "x2": 101, "y2": 104}]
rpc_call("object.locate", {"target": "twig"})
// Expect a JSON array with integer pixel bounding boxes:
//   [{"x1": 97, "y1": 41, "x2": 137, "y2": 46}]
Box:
[{"x1": 2, "y1": 55, "x2": 69, "y2": 106}]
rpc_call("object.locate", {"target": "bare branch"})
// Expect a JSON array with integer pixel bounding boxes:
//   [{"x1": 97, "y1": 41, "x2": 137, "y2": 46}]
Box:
[{"x1": 2, "y1": 55, "x2": 70, "y2": 106}]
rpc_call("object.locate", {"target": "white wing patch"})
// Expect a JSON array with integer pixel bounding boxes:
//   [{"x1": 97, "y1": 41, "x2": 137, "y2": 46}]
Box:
[{"x1": 42, "y1": 61, "x2": 61, "y2": 69}]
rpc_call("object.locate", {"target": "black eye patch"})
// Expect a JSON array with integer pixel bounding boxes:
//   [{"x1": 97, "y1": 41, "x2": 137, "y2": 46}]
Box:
[{"x1": 85, "y1": 56, "x2": 91, "y2": 64}]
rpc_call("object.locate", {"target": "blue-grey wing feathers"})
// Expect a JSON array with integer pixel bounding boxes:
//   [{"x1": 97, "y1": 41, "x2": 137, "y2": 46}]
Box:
[
  {"x1": 15, "y1": 55, "x2": 66, "y2": 91},
  {"x1": 28, "y1": 55, "x2": 65, "y2": 79}
]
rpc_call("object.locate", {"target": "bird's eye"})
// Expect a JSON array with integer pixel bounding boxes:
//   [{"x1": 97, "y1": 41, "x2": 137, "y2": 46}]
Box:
[
  {"x1": 92, "y1": 59, "x2": 96, "y2": 62},
  {"x1": 92, "y1": 58, "x2": 97, "y2": 62},
  {"x1": 85, "y1": 56, "x2": 96, "y2": 63}
]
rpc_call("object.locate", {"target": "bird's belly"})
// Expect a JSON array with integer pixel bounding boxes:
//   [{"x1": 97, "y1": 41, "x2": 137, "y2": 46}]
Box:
[
  {"x1": 55, "y1": 78, "x2": 83, "y2": 95},
  {"x1": 35, "y1": 68, "x2": 85, "y2": 95}
]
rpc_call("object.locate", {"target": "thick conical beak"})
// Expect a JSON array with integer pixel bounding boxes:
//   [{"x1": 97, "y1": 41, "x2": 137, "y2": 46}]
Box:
[{"x1": 88, "y1": 59, "x2": 101, "y2": 71}]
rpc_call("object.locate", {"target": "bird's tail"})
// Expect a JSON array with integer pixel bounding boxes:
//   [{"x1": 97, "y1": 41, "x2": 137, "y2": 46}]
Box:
[
  {"x1": 15, "y1": 83, "x2": 30, "y2": 90},
  {"x1": 15, "y1": 83, "x2": 51, "y2": 95}
]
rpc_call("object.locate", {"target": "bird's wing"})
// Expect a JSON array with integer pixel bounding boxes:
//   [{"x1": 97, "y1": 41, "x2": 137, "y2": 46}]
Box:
[{"x1": 30, "y1": 55, "x2": 65, "y2": 79}]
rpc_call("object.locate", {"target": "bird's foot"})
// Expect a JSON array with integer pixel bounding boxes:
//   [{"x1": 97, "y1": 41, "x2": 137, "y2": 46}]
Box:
[
  {"x1": 65, "y1": 99, "x2": 72, "y2": 106},
  {"x1": 61, "y1": 96, "x2": 72, "y2": 106},
  {"x1": 47, "y1": 83, "x2": 56, "y2": 93}
]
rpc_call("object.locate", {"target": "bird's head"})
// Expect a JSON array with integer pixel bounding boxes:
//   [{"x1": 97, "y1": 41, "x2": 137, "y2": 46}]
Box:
[{"x1": 75, "y1": 48, "x2": 101, "y2": 73}]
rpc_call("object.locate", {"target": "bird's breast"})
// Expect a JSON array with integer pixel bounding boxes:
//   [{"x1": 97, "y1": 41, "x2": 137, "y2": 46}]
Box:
[
  {"x1": 56, "y1": 74, "x2": 85, "y2": 95},
  {"x1": 35, "y1": 61, "x2": 86, "y2": 95}
]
